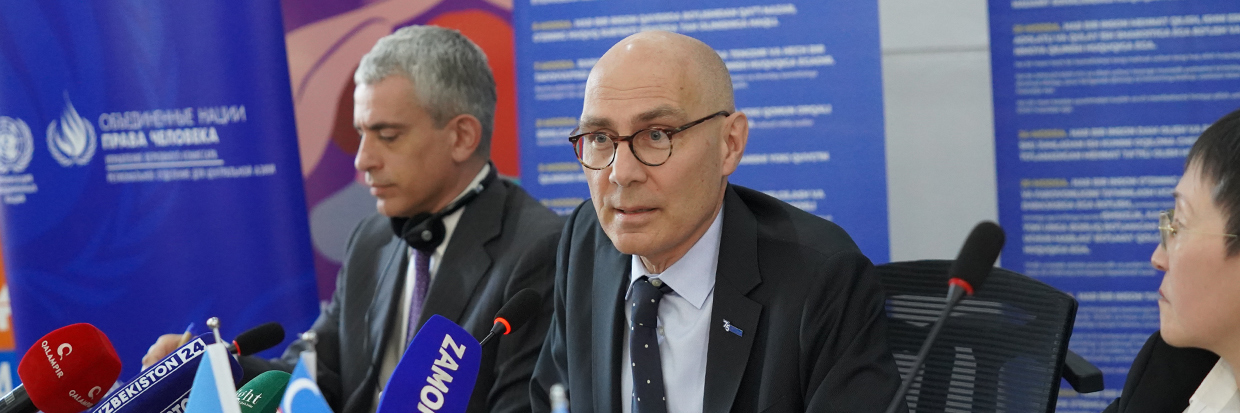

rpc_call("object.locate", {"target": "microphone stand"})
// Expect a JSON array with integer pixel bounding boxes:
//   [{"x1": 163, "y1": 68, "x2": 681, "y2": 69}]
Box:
[{"x1": 883, "y1": 283, "x2": 970, "y2": 413}]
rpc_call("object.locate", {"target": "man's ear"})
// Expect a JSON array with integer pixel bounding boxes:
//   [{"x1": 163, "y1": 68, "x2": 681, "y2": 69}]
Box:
[
  {"x1": 720, "y1": 111, "x2": 748, "y2": 176},
  {"x1": 447, "y1": 114, "x2": 483, "y2": 162}
]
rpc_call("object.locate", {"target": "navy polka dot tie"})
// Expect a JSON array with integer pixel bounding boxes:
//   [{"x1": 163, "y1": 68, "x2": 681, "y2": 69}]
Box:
[{"x1": 630, "y1": 276, "x2": 672, "y2": 413}]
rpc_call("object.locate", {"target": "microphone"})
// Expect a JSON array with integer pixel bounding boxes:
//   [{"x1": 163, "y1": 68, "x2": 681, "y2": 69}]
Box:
[
  {"x1": 479, "y1": 289, "x2": 541, "y2": 346},
  {"x1": 236, "y1": 370, "x2": 289, "y2": 413},
  {"x1": 227, "y1": 322, "x2": 284, "y2": 357},
  {"x1": 0, "y1": 323, "x2": 122, "y2": 413},
  {"x1": 883, "y1": 222, "x2": 1005, "y2": 413},
  {"x1": 944, "y1": 222, "x2": 1004, "y2": 304},
  {"x1": 375, "y1": 315, "x2": 482, "y2": 413},
  {"x1": 90, "y1": 334, "x2": 243, "y2": 413}
]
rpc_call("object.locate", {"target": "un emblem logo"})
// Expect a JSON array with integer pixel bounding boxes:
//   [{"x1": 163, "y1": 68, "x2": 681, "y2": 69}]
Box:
[
  {"x1": 46, "y1": 95, "x2": 97, "y2": 167},
  {"x1": 0, "y1": 116, "x2": 34, "y2": 174}
]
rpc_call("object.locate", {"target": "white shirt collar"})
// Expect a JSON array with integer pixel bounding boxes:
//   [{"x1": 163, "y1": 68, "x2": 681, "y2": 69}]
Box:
[
  {"x1": 1186, "y1": 358, "x2": 1240, "y2": 413},
  {"x1": 627, "y1": 207, "x2": 723, "y2": 309}
]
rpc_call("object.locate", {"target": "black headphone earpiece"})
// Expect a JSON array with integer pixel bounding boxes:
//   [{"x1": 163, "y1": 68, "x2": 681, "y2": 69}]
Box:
[
  {"x1": 400, "y1": 211, "x2": 448, "y2": 251},
  {"x1": 390, "y1": 174, "x2": 491, "y2": 251}
]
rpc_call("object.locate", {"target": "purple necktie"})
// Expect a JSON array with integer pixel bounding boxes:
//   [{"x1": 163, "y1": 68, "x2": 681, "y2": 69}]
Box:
[{"x1": 406, "y1": 247, "x2": 431, "y2": 344}]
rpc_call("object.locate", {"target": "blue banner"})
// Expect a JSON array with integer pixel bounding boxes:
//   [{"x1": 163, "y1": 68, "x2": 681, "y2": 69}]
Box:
[
  {"x1": 0, "y1": 0, "x2": 318, "y2": 380},
  {"x1": 989, "y1": 0, "x2": 1240, "y2": 409},
  {"x1": 514, "y1": 0, "x2": 890, "y2": 261},
  {"x1": 0, "y1": 350, "x2": 16, "y2": 393}
]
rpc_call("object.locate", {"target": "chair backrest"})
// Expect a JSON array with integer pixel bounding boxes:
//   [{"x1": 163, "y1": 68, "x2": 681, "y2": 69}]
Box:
[{"x1": 877, "y1": 260, "x2": 1077, "y2": 413}]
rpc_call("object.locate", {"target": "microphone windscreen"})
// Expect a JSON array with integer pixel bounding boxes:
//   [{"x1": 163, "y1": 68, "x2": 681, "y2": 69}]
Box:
[
  {"x1": 90, "y1": 333, "x2": 243, "y2": 413},
  {"x1": 947, "y1": 221, "x2": 1006, "y2": 291},
  {"x1": 233, "y1": 323, "x2": 284, "y2": 356},
  {"x1": 376, "y1": 315, "x2": 481, "y2": 413},
  {"x1": 236, "y1": 370, "x2": 289, "y2": 413},
  {"x1": 494, "y1": 289, "x2": 542, "y2": 333},
  {"x1": 17, "y1": 323, "x2": 122, "y2": 413}
]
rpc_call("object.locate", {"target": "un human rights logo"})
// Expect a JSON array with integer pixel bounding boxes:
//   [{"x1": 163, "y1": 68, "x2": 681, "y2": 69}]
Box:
[
  {"x1": 0, "y1": 116, "x2": 34, "y2": 174},
  {"x1": 46, "y1": 95, "x2": 97, "y2": 167}
]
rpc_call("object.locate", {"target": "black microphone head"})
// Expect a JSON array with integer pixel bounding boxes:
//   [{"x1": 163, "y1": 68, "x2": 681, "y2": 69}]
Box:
[
  {"x1": 493, "y1": 289, "x2": 542, "y2": 335},
  {"x1": 947, "y1": 221, "x2": 1006, "y2": 293},
  {"x1": 233, "y1": 322, "x2": 285, "y2": 356}
]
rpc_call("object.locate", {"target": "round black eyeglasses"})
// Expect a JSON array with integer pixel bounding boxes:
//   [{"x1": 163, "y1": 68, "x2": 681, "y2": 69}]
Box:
[{"x1": 567, "y1": 111, "x2": 731, "y2": 170}]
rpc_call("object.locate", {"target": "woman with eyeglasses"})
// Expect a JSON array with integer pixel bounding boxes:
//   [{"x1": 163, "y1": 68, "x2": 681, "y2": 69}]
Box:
[{"x1": 1104, "y1": 108, "x2": 1240, "y2": 413}]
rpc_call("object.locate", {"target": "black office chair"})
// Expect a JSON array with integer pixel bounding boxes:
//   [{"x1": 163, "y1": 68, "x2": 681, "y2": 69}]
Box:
[{"x1": 877, "y1": 260, "x2": 1103, "y2": 413}]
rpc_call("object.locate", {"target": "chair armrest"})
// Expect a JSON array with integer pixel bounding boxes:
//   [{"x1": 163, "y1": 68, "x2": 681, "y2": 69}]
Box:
[{"x1": 1062, "y1": 350, "x2": 1104, "y2": 393}]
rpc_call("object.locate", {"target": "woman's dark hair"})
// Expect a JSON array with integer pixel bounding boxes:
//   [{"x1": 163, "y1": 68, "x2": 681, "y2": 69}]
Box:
[{"x1": 1186, "y1": 107, "x2": 1240, "y2": 255}]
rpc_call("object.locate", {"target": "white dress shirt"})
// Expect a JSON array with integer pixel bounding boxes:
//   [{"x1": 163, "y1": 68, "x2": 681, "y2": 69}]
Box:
[
  {"x1": 373, "y1": 164, "x2": 490, "y2": 410},
  {"x1": 621, "y1": 208, "x2": 723, "y2": 413},
  {"x1": 1185, "y1": 359, "x2": 1240, "y2": 413}
]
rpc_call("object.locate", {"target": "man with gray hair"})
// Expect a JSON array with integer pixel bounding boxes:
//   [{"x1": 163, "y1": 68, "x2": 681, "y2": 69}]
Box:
[{"x1": 143, "y1": 25, "x2": 562, "y2": 413}]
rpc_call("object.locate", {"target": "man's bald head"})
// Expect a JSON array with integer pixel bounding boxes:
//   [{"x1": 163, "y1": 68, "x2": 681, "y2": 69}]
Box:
[
  {"x1": 577, "y1": 31, "x2": 749, "y2": 273},
  {"x1": 588, "y1": 31, "x2": 734, "y2": 113}
]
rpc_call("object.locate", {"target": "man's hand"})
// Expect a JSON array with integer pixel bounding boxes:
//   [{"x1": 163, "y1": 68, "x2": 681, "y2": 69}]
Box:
[{"x1": 141, "y1": 333, "x2": 188, "y2": 370}]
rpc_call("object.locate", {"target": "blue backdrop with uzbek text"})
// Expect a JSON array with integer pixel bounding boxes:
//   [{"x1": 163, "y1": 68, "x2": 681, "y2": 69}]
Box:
[
  {"x1": 989, "y1": 0, "x2": 1240, "y2": 410},
  {"x1": 513, "y1": 0, "x2": 891, "y2": 262}
]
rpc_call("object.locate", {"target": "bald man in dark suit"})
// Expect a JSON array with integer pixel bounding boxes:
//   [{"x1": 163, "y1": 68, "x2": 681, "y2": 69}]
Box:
[{"x1": 530, "y1": 30, "x2": 902, "y2": 413}]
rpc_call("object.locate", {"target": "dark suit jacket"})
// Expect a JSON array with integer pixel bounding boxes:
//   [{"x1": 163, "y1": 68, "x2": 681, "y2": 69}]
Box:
[
  {"x1": 530, "y1": 184, "x2": 903, "y2": 412},
  {"x1": 242, "y1": 175, "x2": 564, "y2": 413},
  {"x1": 1102, "y1": 330, "x2": 1218, "y2": 413}
]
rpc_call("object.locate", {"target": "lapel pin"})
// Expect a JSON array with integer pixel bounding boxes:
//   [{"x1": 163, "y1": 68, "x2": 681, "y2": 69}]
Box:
[{"x1": 722, "y1": 319, "x2": 743, "y2": 337}]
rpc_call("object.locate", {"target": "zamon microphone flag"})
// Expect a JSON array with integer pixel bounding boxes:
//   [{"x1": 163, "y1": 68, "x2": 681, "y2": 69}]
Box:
[
  {"x1": 184, "y1": 343, "x2": 242, "y2": 413},
  {"x1": 376, "y1": 315, "x2": 481, "y2": 413},
  {"x1": 279, "y1": 354, "x2": 331, "y2": 413}
]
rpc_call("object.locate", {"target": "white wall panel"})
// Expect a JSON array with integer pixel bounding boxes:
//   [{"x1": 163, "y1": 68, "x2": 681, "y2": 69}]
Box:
[{"x1": 879, "y1": 0, "x2": 999, "y2": 261}]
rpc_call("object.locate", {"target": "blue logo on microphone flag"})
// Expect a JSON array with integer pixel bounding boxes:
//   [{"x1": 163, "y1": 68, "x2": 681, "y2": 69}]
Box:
[
  {"x1": 280, "y1": 354, "x2": 332, "y2": 413},
  {"x1": 376, "y1": 315, "x2": 481, "y2": 413},
  {"x1": 185, "y1": 343, "x2": 242, "y2": 413}
]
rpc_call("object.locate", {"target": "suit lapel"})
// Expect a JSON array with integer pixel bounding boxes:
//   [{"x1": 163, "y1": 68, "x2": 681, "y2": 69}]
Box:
[
  {"x1": 366, "y1": 236, "x2": 407, "y2": 366},
  {"x1": 703, "y1": 187, "x2": 762, "y2": 413},
  {"x1": 418, "y1": 179, "x2": 505, "y2": 327},
  {"x1": 592, "y1": 239, "x2": 629, "y2": 413}
]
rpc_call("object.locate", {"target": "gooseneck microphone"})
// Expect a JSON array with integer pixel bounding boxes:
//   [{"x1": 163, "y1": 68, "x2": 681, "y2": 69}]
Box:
[
  {"x1": 479, "y1": 289, "x2": 542, "y2": 346},
  {"x1": 884, "y1": 222, "x2": 1006, "y2": 413},
  {"x1": 0, "y1": 323, "x2": 123, "y2": 413},
  {"x1": 943, "y1": 222, "x2": 1004, "y2": 304},
  {"x1": 227, "y1": 322, "x2": 285, "y2": 357}
]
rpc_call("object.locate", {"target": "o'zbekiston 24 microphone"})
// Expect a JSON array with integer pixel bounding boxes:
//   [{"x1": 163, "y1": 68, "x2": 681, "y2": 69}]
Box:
[
  {"x1": 0, "y1": 323, "x2": 122, "y2": 413},
  {"x1": 375, "y1": 315, "x2": 482, "y2": 413},
  {"x1": 884, "y1": 221, "x2": 1006, "y2": 413},
  {"x1": 235, "y1": 370, "x2": 289, "y2": 413},
  {"x1": 479, "y1": 289, "x2": 541, "y2": 346},
  {"x1": 227, "y1": 323, "x2": 284, "y2": 357},
  {"x1": 88, "y1": 333, "x2": 242, "y2": 413}
]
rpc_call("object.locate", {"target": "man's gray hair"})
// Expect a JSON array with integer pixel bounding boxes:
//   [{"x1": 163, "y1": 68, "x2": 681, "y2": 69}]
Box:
[{"x1": 355, "y1": 25, "x2": 497, "y2": 156}]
